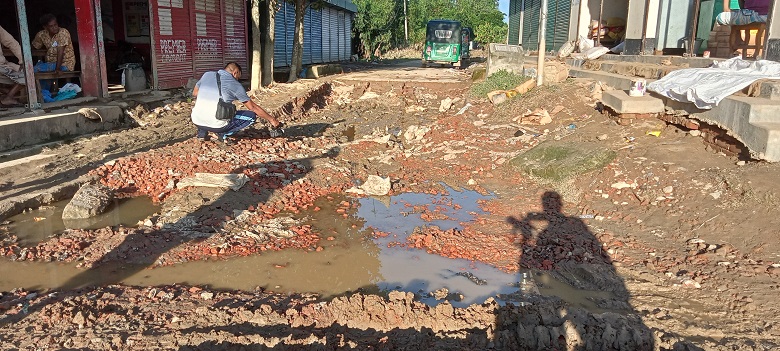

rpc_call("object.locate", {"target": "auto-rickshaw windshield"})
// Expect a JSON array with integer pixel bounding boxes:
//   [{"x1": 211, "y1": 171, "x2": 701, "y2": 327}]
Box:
[{"x1": 426, "y1": 21, "x2": 462, "y2": 44}]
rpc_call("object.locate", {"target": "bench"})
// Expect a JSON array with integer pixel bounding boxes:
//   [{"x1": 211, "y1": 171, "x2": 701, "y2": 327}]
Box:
[
  {"x1": 34, "y1": 71, "x2": 81, "y2": 102},
  {"x1": 730, "y1": 22, "x2": 766, "y2": 59}
]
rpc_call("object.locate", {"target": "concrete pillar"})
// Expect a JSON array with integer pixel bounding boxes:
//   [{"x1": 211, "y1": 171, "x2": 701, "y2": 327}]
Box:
[
  {"x1": 765, "y1": 0, "x2": 780, "y2": 61},
  {"x1": 645, "y1": 0, "x2": 660, "y2": 53},
  {"x1": 577, "y1": 0, "x2": 594, "y2": 41},
  {"x1": 624, "y1": 0, "x2": 661, "y2": 55},
  {"x1": 568, "y1": 0, "x2": 580, "y2": 41},
  {"x1": 519, "y1": 0, "x2": 525, "y2": 45}
]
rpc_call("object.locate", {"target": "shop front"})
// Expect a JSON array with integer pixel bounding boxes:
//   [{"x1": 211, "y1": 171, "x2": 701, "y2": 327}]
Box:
[{"x1": 2, "y1": 0, "x2": 250, "y2": 108}]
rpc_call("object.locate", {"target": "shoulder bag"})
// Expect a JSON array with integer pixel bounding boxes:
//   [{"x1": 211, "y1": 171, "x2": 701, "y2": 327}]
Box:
[{"x1": 214, "y1": 72, "x2": 236, "y2": 121}]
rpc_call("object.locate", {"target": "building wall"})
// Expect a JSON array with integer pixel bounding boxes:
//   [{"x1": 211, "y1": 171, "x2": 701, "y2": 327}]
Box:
[{"x1": 656, "y1": 0, "x2": 693, "y2": 50}]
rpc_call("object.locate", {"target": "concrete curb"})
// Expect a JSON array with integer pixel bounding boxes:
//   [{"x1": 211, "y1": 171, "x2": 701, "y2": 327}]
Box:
[{"x1": 0, "y1": 106, "x2": 126, "y2": 152}]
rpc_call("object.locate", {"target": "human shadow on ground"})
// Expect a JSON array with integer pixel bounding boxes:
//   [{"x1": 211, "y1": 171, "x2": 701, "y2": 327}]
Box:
[
  {"x1": 0, "y1": 124, "x2": 338, "y2": 326},
  {"x1": 506, "y1": 191, "x2": 656, "y2": 350}
]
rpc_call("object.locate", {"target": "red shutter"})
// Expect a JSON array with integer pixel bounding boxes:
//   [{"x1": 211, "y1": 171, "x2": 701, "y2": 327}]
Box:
[
  {"x1": 150, "y1": 0, "x2": 194, "y2": 89},
  {"x1": 191, "y1": 0, "x2": 224, "y2": 78},
  {"x1": 222, "y1": 0, "x2": 248, "y2": 70}
]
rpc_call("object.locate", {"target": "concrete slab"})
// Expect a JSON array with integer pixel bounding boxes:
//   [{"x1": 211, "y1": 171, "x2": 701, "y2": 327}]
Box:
[
  {"x1": 600, "y1": 54, "x2": 716, "y2": 68},
  {"x1": 0, "y1": 106, "x2": 126, "y2": 152},
  {"x1": 757, "y1": 80, "x2": 780, "y2": 100},
  {"x1": 568, "y1": 67, "x2": 655, "y2": 90},
  {"x1": 305, "y1": 64, "x2": 344, "y2": 79},
  {"x1": 602, "y1": 90, "x2": 666, "y2": 114},
  {"x1": 486, "y1": 43, "x2": 524, "y2": 77},
  {"x1": 567, "y1": 57, "x2": 780, "y2": 162}
]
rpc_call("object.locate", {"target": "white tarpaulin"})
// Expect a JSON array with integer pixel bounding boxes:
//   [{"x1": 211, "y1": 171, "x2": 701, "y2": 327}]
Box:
[{"x1": 647, "y1": 58, "x2": 780, "y2": 109}]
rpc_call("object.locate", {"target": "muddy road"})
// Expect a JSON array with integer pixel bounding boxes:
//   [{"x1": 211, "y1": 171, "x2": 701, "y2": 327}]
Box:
[{"x1": 0, "y1": 60, "x2": 779, "y2": 350}]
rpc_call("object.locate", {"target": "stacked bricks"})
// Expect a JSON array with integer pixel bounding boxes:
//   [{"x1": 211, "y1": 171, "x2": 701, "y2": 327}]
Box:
[
  {"x1": 699, "y1": 123, "x2": 752, "y2": 159},
  {"x1": 602, "y1": 106, "x2": 658, "y2": 126},
  {"x1": 708, "y1": 24, "x2": 733, "y2": 58}
]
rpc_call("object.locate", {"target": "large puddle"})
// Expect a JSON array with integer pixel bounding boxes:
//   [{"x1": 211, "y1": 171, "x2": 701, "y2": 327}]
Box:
[
  {"x1": 0, "y1": 187, "x2": 613, "y2": 311},
  {"x1": 5, "y1": 197, "x2": 159, "y2": 246}
]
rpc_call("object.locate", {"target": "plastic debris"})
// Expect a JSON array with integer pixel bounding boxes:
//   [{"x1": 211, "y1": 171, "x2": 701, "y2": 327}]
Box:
[{"x1": 455, "y1": 103, "x2": 472, "y2": 115}]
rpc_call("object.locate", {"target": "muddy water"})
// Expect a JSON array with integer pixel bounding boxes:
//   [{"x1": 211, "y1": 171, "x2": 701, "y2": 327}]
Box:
[
  {"x1": 0, "y1": 187, "x2": 613, "y2": 311},
  {"x1": 7, "y1": 197, "x2": 159, "y2": 246}
]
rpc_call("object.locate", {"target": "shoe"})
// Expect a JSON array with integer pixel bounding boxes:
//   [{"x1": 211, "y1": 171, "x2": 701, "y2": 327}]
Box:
[
  {"x1": 216, "y1": 134, "x2": 234, "y2": 144},
  {"x1": 196, "y1": 130, "x2": 211, "y2": 141}
]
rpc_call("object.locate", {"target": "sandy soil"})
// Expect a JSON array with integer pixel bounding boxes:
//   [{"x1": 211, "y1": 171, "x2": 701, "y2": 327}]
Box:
[{"x1": 0, "y1": 59, "x2": 779, "y2": 350}]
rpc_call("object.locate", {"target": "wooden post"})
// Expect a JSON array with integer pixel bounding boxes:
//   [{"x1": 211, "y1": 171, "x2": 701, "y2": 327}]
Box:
[
  {"x1": 15, "y1": 0, "x2": 39, "y2": 110},
  {"x1": 93, "y1": 0, "x2": 108, "y2": 97},
  {"x1": 689, "y1": 0, "x2": 701, "y2": 56}
]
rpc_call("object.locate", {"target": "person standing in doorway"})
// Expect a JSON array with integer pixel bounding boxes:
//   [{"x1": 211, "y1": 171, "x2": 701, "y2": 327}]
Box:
[
  {"x1": 191, "y1": 62, "x2": 284, "y2": 143},
  {"x1": 32, "y1": 13, "x2": 76, "y2": 75},
  {"x1": 0, "y1": 25, "x2": 26, "y2": 106}
]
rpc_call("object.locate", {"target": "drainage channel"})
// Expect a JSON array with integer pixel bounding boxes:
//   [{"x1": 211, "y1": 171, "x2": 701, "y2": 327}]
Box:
[{"x1": 0, "y1": 187, "x2": 613, "y2": 312}]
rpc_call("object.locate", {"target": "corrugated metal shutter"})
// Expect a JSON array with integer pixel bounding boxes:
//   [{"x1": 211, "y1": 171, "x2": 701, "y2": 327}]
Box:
[
  {"x1": 311, "y1": 7, "x2": 323, "y2": 63},
  {"x1": 303, "y1": 5, "x2": 313, "y2": 65},
  {"x1": 345, "y1": 14, "x2": 352, "y2": 60},
  {"x1": 508, "y1": 0, "x2": 521, "y2": 45},
  {"x1": 339, "y1": 11, "x2": 347, "y2": 60},
  {"x1": 522, "y1": 0, "x2": 540, "y2": 51},
  {"x1": 544, "y1": 0, "x2": 571, "y2": 51},
  {"x1": 192, "y1": 0, "x2": 224, "y2": 77},
  {"x1": 544, "y1": 0, "x2": 556, "y2": 51},
  {"x1": 552, "y1": 0, "x2": 571, "y2": 51},
  {"x1": 321, "y1": 7, "x2": 332, "y2": 62},
  {"x1": 274, "y1": 4, "x2": 287, "y2": 68},
  {"x1": 151, "y1": 0, "x2": 194, "y2": 89},
  {"x1": 223, "y1": 0, "x2": 247, "y2": 69},
  {"x1": 329, "y1": 8, "x2": 339, "y2": 61},
  {"x1": 285, "y1": 2, "x2": 295, "y2": 66}
]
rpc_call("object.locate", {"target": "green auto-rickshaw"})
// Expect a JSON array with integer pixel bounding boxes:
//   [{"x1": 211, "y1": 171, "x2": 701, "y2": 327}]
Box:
[{"x1": 422, "y1": 20, "x2": 471, "y2": 69}]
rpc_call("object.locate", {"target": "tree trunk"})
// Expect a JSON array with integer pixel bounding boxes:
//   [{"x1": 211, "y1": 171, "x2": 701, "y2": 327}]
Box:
[
  {"x1": 262, "y1": 0, "x2": 277, "y2": 86},
  {"x1": 287, "y1": 0, "x2": 306, "y2": 83},
  {"x1": 250, "y1": 0, "x2": 262, "y2": 90}
]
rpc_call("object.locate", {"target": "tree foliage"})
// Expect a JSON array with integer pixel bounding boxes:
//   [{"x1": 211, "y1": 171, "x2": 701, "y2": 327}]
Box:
[{"x1": 353, "y1": 0, "x2": 507, "y2": 58}]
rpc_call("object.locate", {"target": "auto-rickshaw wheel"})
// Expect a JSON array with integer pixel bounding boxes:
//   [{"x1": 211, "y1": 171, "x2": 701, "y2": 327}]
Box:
[{"x1": 421, "y1": 60, "x2": 428, "y2": 68}]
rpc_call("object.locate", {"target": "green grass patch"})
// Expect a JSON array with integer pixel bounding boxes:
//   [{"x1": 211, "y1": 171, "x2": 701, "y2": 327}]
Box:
[{"x1": 470, "y1": 70, "x2": 529, "y2": 97}]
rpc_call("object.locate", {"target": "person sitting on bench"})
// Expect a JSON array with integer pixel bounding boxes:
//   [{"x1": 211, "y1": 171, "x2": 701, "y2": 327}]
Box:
[
  {"x1": 0, "y1": 25, "x2": 25, "y2": 106},
  {"x1": 31, "y1": 13, "x2": 75, "y2": 92},
  {"x1": 716, "y1": 0, "x2": 770, "y2": 25}
]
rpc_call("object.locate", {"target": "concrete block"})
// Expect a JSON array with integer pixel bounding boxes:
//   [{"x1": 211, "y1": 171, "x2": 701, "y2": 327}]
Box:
[
  {"x1": 305, "y1": 64, "x2": 343, "y2": 79},
  {"x1": 487, "y1": 43, "x2": 524, "y2": 77},
  {"x1": 602, "y1": 90, "x2": 665, "y2": 114},
  {"x1": 758, "y1": 81, "x2": 780, "y2": 101},
  {"x1": 0, "y1": 106, "x2": 125, "y2": 152}
]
